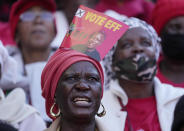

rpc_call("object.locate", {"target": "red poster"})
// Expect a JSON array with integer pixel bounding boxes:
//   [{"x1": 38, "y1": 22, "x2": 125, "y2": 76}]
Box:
[{"x1": 60, "y1": 5, "x2": 129, "y2": 61}]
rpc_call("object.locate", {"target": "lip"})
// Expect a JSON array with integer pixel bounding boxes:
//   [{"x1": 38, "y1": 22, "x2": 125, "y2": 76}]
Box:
[
  {"x1": 88, "y1": 43, "x2": 96, "y2": 47},
  {"x1": 31, "y1": 30, "x2": 45, "y2": 35},
  {"x1": 71, "y1": 96, "x2": 92, "y2": 107}
]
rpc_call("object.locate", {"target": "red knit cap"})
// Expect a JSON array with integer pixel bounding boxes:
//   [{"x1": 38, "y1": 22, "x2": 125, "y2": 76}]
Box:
[
  {"x1": 41, "y1": 47, "x2": 104, "y2": 120},
  {"x1": 9, "y1": 0, "x2": 56, "y2": 39},
  {"x1": 150, "y1": 0, "x2": 184, "y2": 35}
]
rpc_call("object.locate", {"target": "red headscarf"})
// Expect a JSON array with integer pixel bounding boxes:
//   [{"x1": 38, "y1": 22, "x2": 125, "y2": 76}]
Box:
[
  {"x1": 150, "y1": 0, "x2": 184, "y2": 35},
  {"x1": 41, "y1": 47, "x2": 104, "y2": 120},
  {"x1": 9, "y1": 0, "x2": 56, "y2": 39}
]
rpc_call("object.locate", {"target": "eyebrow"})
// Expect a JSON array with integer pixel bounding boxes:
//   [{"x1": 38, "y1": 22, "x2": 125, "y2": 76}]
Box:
[{"x1": 64, "y1": 71, "x2": 99, "y2": 76}]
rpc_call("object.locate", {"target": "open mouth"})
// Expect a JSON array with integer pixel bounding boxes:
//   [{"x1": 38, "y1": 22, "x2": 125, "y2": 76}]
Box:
[
  {"x1": 72, "y1": 97, "x2": 91, "y2": 106},
  {"x1": 32, "y1": 30, "x2": 45, "y2": 35}
]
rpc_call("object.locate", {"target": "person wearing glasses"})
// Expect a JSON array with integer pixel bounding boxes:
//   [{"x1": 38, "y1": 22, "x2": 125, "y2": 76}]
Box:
[{"x1": 3, "y1": 0, "x2": 57, "y2": 124}]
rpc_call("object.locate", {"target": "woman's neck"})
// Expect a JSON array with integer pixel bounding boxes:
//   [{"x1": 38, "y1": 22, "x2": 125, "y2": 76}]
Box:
[
  {"x1": 160, "y1": 58, "x2": 184, "y2": 83},
  {"x1": 162, "y1": 58, "x2": 184, "y2": 72},
  {"x1": 118, "y1": 78, "x2": 154, "y2": 99},
  {"x1": 21, "y1": 47, "x2": 51, "y2": 64},
  {"x1": 60, "y1": 117, "x2": 96, "y2": 131}
]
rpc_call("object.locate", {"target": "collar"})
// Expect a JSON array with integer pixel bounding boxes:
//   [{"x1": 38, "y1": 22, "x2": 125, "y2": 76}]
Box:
[
  {"x1": 109, "y1": 79, "x2": 128, "y2": 105},
  {"x1": 109, "y1": 77, "x2": 184, "y2": 106}
]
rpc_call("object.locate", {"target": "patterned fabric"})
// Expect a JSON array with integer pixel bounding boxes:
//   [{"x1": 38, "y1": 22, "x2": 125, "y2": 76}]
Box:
[
  {"x1": 101, "y1": 14, "x2": 160, "y2": 88},
  {"x1": 113, "y1": 55, "x2": 157, "y2": 82}
]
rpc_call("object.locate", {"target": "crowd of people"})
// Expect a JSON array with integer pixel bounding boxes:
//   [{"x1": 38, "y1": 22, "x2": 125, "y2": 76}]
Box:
[{"x1": 0, "y1": 0, "x2": 184, "y2": 131}]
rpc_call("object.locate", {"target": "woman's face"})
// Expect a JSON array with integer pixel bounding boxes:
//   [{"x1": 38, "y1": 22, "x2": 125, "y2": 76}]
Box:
[
  {"x1": 55, "y1": 61, "x2": 102, "y2": 120},
  {"x1": 160, "y1": 16, "x2": 184, "y2": 60},
  {"x1": 16, "y1": 6, "x2": 55, "y2": 50},
  {"x1": 114, "y1": 27, "x2": 156, "y2": 62},
  {"x1": 162, "y1": 16, "x2": 184, "y2": 34},
  {"x1": 112, "y1": 27, "x2": 157, "y2": 82},
  {"x1": 87, "y1": 33, "x2": 105, "y2": 49}
]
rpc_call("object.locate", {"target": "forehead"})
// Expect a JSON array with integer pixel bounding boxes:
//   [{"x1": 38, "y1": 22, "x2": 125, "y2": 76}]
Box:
[
  {"x1": 163, "y1": 16, "x2": 184, "y2": 32},
  {"x1": 27, "y1": 6, "x2": 48, "y2": 12},
  {"x1": 166, "y1": 16, "x2": 184, "y2": 25},
  {"x1": 120, "y1": 27, "x2": 151, "y2": 40},
  {"x1": 63, "y1": 61, "x2": 99, "y2": 75}
]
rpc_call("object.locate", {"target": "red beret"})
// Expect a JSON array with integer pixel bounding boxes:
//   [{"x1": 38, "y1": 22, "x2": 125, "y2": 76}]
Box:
[
  {"x1": 9, "y1": 0, "x2": 56, "y2": 39},
  {"x1": 150, "y1": 0, "x2": 184, "y2": 35},
  {"x1": 41, "y1": 48, "x2": 104, "y2": 120}
]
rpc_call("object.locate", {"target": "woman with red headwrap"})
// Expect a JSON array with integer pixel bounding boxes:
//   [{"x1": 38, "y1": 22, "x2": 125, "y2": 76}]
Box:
[{"x1": 41, "y1": 47, "x2": 105, "y2": 131}]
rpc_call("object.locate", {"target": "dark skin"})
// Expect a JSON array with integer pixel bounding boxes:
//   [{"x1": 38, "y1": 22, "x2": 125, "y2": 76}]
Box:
[
  {"x1": 113, "y1": 27, "x2": 157, "y2": 98},
  {"x1": 16, "y1": 6, "x2": 56, "y2": 64},
  {"x1": 55, "y1": 61, "x2": 102, "y2": 131},
  {"x1": 160, "y1": 16, "x2": 184, "y2": 84}
]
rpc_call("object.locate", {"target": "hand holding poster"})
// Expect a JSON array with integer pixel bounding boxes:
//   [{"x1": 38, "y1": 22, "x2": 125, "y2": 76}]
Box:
[{"x1": 60, "y1": 5, "x2": 129, "y2": 61}]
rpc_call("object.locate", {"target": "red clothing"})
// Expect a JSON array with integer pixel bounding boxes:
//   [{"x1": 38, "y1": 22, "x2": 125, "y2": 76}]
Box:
[
  {"x1": 41, "y1": 47, "x2": 104, "y2": 120},
  {"x1": 156, "y1": 58, "x2": 184, "y2": 88},
  {"x1": 150, "y1": 0, "x2": 184, "y2": 35},
  {"x1": 95, "y1": 0, "x2": 154, "y2": 22},
  {"x1": 119, "y1": 96, "x2": 161, "y2": 131},
  {"x1": 0, "y1": 22, "x2": 16, "y2": 45}
]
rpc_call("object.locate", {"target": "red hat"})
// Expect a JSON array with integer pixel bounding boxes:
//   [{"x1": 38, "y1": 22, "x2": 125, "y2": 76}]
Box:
[
  {"x1": 9, "y1": 0, "x2": 56, "y2": 39},
  {"x1": 150, "y1": 0, "x2": 184, "y2": 35},
  {"x1": 41, "y1": 47, "x2": 104, "y2": 120}
]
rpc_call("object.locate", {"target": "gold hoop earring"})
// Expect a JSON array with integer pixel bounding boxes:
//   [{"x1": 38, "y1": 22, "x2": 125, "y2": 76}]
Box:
[
  {"x1": 97, "y1": 103, "x2": 106, "y2": 117},
  {"x1": 50, "y1": 103, "x2": 61, "y2": 118}
]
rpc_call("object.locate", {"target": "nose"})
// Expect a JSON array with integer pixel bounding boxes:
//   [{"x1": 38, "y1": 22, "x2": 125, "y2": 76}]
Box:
[
  {"x1": 74, "y1": 80, "x2": 90, "y2": 91},
  {"x1": 33, "y1": 15, "x2": 43, "y2": 24},
  {"x1": 132, "y1": 43, "x2": 144, "y2": 54}
]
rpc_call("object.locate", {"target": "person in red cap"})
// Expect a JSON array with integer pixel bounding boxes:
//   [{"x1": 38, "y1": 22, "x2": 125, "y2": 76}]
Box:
[
  {"x1": 4, "y1": 0, "x2": 57, "y2": 123},
  {"x1": 151, "y1": 0, "x2": 184, "y2": 88},
  {"x1": 41, "y1": 47, "x2": 105, "y2": 131}
]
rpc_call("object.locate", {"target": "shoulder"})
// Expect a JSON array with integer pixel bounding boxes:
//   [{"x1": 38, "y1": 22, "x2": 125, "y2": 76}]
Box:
[
  {"x1": 19, "y1": 113, "x2": 46, "y2": 131},
  {"x1": 155, "y1": 77, "x2": 184, "y2": 94},
  {"x1": 101, "y1": 89, "x2": 122, "y2": 115},
  {"x1": 5, "y1": 45, "x2": 20, "y2": 56},
  {"x1": 44, "y1": 117, "x2": 60, "y2": 131},
  {"x1": 154, "y1": 77, "x2": 184, "y2": 105}
]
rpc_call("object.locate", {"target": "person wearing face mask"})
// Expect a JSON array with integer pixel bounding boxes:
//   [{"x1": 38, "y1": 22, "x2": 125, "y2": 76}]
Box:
[
  {"x1": 151, "y1": 0, "x2": 184, "y2": 88},
  {"x1": 95, "y1": 12, "x2": 184, "y2": 131}
]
